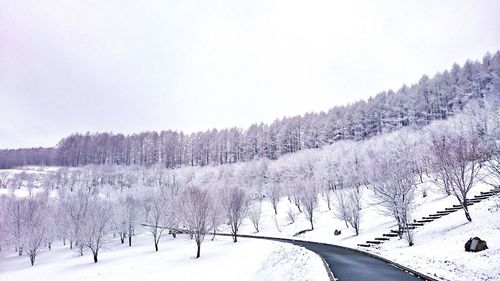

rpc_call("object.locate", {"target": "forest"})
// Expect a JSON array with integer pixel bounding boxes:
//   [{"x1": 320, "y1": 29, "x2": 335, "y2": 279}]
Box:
[{"x1": 1, "y1": 51, "x2": 499, "y2": 169}]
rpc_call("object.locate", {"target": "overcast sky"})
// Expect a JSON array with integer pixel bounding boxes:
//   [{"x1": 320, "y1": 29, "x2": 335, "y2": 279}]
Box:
[{"x1": 0, "y1": 0, "x2": 499, "y2": 149}]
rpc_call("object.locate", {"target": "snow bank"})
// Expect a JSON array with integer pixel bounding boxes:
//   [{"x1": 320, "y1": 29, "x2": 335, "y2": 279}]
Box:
[{"x1": 252, "y1": 243, "x2": 330, "y2": 281}]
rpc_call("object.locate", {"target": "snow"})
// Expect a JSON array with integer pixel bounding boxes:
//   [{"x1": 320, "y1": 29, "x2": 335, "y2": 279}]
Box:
[
  {"x1": 229, "y1": 180, "x2": 500, "y2": 281},
  {"x1": 2, "y1": 166, "x2": 499, "y2": 281},
  {"x1": 0, "y1": 234, "x2": 329, "y2": 281},
  {"x1": 252, "y1": 243, "x2": 329, "y2": 281},
  {"x1": 369, "y1": 196, "x2": 500, "y2": 281}
]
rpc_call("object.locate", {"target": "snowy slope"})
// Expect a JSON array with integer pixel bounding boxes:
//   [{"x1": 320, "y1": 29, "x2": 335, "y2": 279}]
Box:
[
  {"x1": 231, "y1": 181, "x2": 500, "y2": 281},
  {"x1": 2, "y1": 166, "x2": 499, "y2": 281},
  {"x1": 0, "y1": 234, "x2": 329, "y2": 281}
]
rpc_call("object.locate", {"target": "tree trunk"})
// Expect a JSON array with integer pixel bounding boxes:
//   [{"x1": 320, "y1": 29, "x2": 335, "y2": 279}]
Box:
[
  {"x1": 30, "y1": 255, "x2": 35, "y2": 266},
  {"x1": 196, "y1": 243, "x2": 201, "y2": 258},
  {"x1": 463, "y1": 204, "x2": 472, "y2": 222},
  {"x1": 233, "y1": 234, "x2": 237, "y2": 243},
  {"x1": 70, "y1": 240, "x2": 73, "y2": 250},
  {"x1": 93, "y1": 252, "x2": 98, "y2": 263},
  {"x1": 155, "y1": 242, "x2": 159, "y2": 252},
  {"x1": 128, "y1": 235, "x2": 132, "y2": 247}
]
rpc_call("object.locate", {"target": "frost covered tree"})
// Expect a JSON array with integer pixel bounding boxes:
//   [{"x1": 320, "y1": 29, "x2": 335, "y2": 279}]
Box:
[
  {"x1": 114, "y1": 195, "x2": 142, "y2": 246},
  {"x1": 123, "y1": 196, "x2": 141, "y2": 246},
  {"x1": 368, "y1": 138, "x2": 417, "y2": 246},
  {"x1": 476, "y1": 104, "x2": 500, "y2": 187},
  {"x1": 300, "y1": 181, "x2": 318, "y2": 230},
  {"x1": 220, "y1": 186, "x2": 249, "y2": 242},
  {"x1": 266, "y1": 182, "x2": 281, "y2": 215},
  {"x1": 80, "y1": 199, "x2": 113, "y2": 263},
  {"x1": 143, "y1": 194, "x2": 172, "y2": 252},
  {"x1": 333, "y1": 188, "x2": 362, "y2": 235},
  {"x1": 23, "y1": 195, "x2": 47, "y2": 266},
  {"x1": 248, "y1": 201, "x2": 262, "y2": 232},
  {"x1": 179, "y1": 186, "x2": 213, "y2": 258},
  {"x1": 59, "y1": 189, "x2": 92, "y2": 254},
  {"x1": 430, "y1": 120, "x2": 486, "y2": 222},
  {"x1": 4, "y1": 196, "x2": 25, "y2": 255}
]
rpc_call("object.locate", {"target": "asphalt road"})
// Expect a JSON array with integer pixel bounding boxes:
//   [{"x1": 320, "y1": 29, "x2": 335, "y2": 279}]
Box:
[
  {"x1": 284, "y1": 239, "x2": 422, "y2": 281},
  {"x1": 230, "y1": 234, "x2": 425, "y2": 281}
]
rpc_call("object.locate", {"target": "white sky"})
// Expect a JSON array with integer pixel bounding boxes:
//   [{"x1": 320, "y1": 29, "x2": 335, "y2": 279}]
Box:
[{"x1": 0, "y1": 0, "x2": 499, "y2": 148}]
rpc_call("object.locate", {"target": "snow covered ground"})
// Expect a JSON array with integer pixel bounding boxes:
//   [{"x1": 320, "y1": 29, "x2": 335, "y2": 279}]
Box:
[
  {"x1": 0, "y1": 233, "x2": 329, "y2": 281},
  {"x1": 230, "y1": 180, "x2": 500, "y2": 281},
  {"x1": 2, "y1": 166, "x2": 499, "y2": 281}
]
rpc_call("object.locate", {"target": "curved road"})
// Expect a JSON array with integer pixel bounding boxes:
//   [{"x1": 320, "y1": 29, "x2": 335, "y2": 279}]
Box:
[
  {"x1": 218, "y1": 233, "x2": 429, "y2": 281},
  {"x1": 284, "y1": 239, "x2": 422, "y2": 281}
]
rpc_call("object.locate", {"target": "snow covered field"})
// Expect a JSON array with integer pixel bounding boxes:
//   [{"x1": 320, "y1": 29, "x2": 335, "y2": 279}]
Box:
[
  {"x1": 1, "y1": 167, "x2": 499, "y2": 281},
  {"x1": 0, "y1": 233, "x2": 329, "y2": 281},
  {"x1": 230, "y1": 180, "x2": 500, "y2": 281}
]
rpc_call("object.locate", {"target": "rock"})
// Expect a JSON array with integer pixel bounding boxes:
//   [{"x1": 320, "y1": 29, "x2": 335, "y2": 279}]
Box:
[
  {"x1": 334, "y1": 229, "x2": 342, "y2": 236},
  {"x1": 465, "y1": 237, "x2": 488, "y2": 252}
]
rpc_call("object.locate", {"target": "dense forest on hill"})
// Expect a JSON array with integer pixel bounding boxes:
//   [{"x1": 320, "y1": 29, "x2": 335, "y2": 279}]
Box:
[{"x1": 1, "y1": 51, "x2": 499, "y2": 169}]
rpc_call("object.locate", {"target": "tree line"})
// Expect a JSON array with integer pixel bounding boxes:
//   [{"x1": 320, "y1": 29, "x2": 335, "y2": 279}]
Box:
[{"x1": 1, "y1": 52, "x2": 499, "y2": 169}]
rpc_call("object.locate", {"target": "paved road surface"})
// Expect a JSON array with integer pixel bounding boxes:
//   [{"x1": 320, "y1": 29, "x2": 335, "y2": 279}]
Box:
[
  {"x1": 232, "y1": 234, "x2": 426, "y2": 281},
  {"x1": 284, "y1": 239, "x2": 422, "y2": 281}
]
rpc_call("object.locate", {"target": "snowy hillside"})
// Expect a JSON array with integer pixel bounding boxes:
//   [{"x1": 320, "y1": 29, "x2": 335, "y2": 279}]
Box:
[
  {"x1": 0, "y1": 233, "x2": 329, "y2": 281},
  {"x1": 229, "y1": 180, "x2": 500, "y2": 281}
]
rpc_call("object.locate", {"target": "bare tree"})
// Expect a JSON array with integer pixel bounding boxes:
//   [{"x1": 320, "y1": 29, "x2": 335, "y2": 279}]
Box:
[
  {"x1": 179, "y1": 186, "x2": 213, "y2": 258},
  {"x1": 220, "y1": 186, "x2": 249, "y2": 242},
  {"x1": 266, "y1": 182, "x2": 281, "y2": 215},
  {"x1": 0, "y1": 172, "x2": 9, "y2": 189},
  {"x1": 430, "y1": 131, "x2": 485, "y2": 222},
  {"x1": 287, "y1": 207, "x2": 296, "y2": 224},
  {"x1": 5, "y1": 196, "x2": 25, "y2": 255},
  {"x1": 248, "y1": 201, "x2": 262, "y2": 233},
  {"x1": 113, "y1": 200, "x2": 128, "y2": 245},
  {"x1": 143, "y1": 195, "x2": 169, "y2": 252},
  {"x1": 80, "y1": 199, "x2": 113, "y2": 263},
  {"x1": 482, "y1": 108, "x2": 500, "y2": 187},
  {"x1": 368, "y1": 139, "x2": 417, "y2": 246},
  {"x1": 124, "y1": 196, "x2": 141, "y2": 247},
  {"x1": 334, "y1": 188, "x2": 362, "y2": 235},
  {"x1": 43, "y1": 203, "x2": 57, "y2": 251},
  {"x1": 209, "y1": 196, "x2": 224, "y2": 241},
  {"x1": 300, "y1": 181, "x2": 318, "y2": 230},
  {"x1": 333, "y1": 189, "x2": 351, "y2": 228},
  {"x1": 59, "y1": 190, "x2": 91, "y2": 254},
  {"x1": 23, "y1": 195, "x2": 47, "y2": 266}
]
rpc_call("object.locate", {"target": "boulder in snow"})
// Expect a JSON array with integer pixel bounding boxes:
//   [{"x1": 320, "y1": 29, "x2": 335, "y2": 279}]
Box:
[{"x1": 464, "y1": 237, "x2": 488, "y2": 252}]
